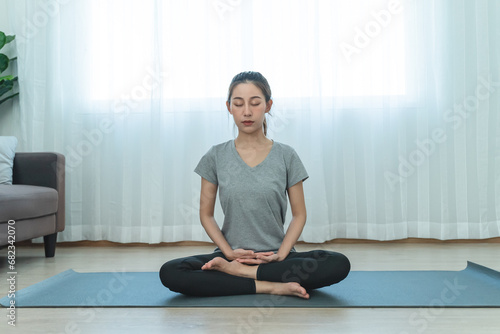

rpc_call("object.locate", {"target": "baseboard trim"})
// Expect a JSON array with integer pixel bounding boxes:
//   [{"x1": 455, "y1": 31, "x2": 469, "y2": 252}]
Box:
[{"x1": 14, "y1": 237, "x2": 500, "y2": 248}]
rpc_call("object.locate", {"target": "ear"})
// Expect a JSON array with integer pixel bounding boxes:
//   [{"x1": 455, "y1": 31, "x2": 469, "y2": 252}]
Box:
[
  {"x1": 226, "y1": 101, "x2": 231, "y2": 114},
  {"x1": 265, "y1": 99, "x2": 273, "y2": 113}
]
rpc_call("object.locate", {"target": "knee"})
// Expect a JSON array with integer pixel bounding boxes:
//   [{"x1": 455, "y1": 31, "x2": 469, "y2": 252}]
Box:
[
  {"x1": 316, "y1": 251, "x2": 351, "y2": 284},
  {"x1": 159, "y1": 256, "x2": 207, "y2": 293},
  {"x1": 159, "y1": 259, "x2": 191, "y2": 292},
  {"x1": 330, "y1": 252, "x2": 351, "y2": 283},
  {"x1": 159, "y1": 260, "x2": 177, "y2": 289}
]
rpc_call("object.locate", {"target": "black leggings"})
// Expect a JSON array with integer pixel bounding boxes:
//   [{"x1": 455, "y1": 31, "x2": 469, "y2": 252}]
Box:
[{"x1": 159, "y1": 250, "x2": 350, "y2": 297}]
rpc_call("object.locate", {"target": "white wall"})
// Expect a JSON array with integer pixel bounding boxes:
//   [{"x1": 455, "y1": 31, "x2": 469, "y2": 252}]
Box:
[{"x1": 0, "y1": 0, "x2": 9, "y2": 32}]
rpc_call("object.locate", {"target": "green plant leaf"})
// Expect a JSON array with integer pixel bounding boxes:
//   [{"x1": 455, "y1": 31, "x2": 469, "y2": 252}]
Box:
[
  {"x1": 0, "y1": 92, "x2": 19, "y2": 105},
  {"x1": 0, "y1": 79, "x2": 15, "y2": 96},
  {"x1": 0, "y1": 32, "x2": 5, "y2": 50},
  {"x1": 0, "y1": 32, "x2": 18, "y2": 104},
  {"x1": 0, "y1": 33, "x2": 15, "y2": 50},
  {"x1": 0, "y1": 53, "x2": 9, "y2": 73},
  {"x1": 0, "y1": 75, "x2": 14, "y2": 81}
]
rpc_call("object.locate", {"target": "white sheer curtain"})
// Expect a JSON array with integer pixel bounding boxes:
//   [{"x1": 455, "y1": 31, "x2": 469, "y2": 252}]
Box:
[{"x1": 5, "y1": 0, "x2": 500, "y2": 243}]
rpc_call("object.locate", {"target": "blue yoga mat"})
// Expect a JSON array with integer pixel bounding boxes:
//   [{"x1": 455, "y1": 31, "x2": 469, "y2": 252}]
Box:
[{"x1": 1, "y1": 261, "x2": 499, "y2": 308}]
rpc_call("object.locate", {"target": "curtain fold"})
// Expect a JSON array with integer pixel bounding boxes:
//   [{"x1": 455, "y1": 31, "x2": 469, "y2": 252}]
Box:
[{"x1": 4, "y1": 0, "x2": 500, "y2": 243}]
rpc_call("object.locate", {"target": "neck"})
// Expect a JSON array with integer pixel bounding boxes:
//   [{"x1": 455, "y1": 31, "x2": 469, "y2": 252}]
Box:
[{"x1": 235, "y1": 131, "x2": 270, "y2": 148}]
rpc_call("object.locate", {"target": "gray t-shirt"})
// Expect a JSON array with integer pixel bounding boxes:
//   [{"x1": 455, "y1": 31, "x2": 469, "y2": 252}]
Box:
[{"x1": 194, "y1": 140, "x2": 309, "y2": 252}]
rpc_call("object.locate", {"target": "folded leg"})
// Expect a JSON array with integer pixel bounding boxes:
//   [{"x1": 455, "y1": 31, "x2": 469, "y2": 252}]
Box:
[
  {"x1": 159, "y1": 253, "x2": 256, "y2": 297},
  {"x1": 257, "y1": 250, "x2": 350, "y2": 290}
]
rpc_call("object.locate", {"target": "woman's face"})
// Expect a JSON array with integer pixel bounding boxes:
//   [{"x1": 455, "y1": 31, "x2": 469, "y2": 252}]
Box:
[{"x1": 226, "y1": 83, "x2": 272, "y2": 136}]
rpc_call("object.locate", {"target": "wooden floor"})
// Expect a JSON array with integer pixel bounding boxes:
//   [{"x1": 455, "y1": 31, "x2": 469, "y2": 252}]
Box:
[{"x1": 1, "y1": 241, "x2": 500, "y2": 334}]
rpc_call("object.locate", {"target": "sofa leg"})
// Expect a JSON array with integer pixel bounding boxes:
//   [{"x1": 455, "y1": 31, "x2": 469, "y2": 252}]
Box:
[{"x1": 43, "y1": 233, "x2": 58, "y2": 257}]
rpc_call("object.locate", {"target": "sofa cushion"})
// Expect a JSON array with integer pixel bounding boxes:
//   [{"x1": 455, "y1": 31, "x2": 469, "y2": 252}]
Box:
[
  {"x1": 0, "y1": 185, "x2": 58, "y2": 223},
  {"x1": 0, "y1": 136, "x2": 17, "y2": 185}
]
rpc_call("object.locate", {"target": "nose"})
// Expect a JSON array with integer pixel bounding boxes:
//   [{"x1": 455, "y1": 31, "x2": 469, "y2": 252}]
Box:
[{"x1": 243, "y1": 104, "x2": 252, "y2": 117}]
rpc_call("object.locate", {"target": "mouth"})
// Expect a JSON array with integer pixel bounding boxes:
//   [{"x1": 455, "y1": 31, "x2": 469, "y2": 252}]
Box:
[{"x1": 242, "y1": 121, "x2": 254, "y2": 126}]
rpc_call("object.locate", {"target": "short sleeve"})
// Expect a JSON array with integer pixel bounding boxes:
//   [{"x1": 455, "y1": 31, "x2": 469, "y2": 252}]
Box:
[
  {"x1": 194, "y1": 146, "x2": 218, "y2": 185},
  {"x1": 286, "y1": 147, "x2": 309, "y2": 188}
]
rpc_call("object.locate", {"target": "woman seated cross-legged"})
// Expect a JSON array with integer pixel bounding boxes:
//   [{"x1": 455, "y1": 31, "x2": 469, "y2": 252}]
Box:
[{"x1": 159, "y1": 71, "x2": 350, "y2": 299}]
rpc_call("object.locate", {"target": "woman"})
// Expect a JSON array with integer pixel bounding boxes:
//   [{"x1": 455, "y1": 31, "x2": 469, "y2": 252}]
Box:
[{"x1": 159, "y1": 71, "x2": 350, "y2": 299}]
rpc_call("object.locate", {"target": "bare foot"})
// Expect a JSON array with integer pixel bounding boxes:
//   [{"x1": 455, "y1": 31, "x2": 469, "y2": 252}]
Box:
[
  {"x1": 202, "y1": 257, "x2": 257, "y2": 279},
  {"x1": 256, "y1": 281, "x2": 310, "y2": 299}
]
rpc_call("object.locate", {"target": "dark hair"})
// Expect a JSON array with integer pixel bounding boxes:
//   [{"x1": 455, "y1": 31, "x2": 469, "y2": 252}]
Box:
[{"x1": 227, "y1": 71, "x2": 272, "y2": 136}]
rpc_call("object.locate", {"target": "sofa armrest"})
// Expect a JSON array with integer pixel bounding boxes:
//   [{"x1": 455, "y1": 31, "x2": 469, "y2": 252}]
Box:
[{"x1": 12, "y1": 152, "x2": 66, "y2": 233}]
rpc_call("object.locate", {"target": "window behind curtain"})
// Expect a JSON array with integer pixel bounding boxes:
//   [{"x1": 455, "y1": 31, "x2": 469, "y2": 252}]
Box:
[{"x1": 90, "y1": 0, "x2": 407, "y2": 104}]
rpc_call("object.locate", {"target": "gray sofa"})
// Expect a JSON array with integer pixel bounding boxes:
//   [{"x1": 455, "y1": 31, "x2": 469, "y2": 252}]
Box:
[{"x1": 0, "y1": 152, "x2": 65, "y2": 257}]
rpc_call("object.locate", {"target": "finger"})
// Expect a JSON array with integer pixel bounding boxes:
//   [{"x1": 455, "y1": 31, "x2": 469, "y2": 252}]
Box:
[
  {"x1": 256, "y1": 251, "x2": 275, "y2": 256},
  {"x1": 236, "y1": 258, "x2": 257, "y2": 264},
  {"x1": 237, "y1": 258, "x2": 264, "y2": 265},
  {"x1": 239, "y1": 254, "x2": 258, "y2": 259},
  {"x1": 258, "y1": 255, "x2": 279, "y2": 263},
  {"x1": 255, "y1": 254, "x2": 269, "y2": 259},
  {"x1": 256, "y1": 254, "x2": 275, "y2": 260},
  {"x1": 240, "y1": 250, "x2": 256, "y2": 257}
]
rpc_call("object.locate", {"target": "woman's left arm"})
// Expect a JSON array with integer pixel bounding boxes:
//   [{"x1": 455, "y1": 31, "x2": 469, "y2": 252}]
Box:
[{"x1": 275, "y1": 180, "x2": 307, "y2": 260}]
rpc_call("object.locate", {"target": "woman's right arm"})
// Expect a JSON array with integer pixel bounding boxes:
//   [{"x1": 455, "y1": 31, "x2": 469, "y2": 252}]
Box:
[{"x1": 199, "y1": 177, "x2": 254, "y2": 260}]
